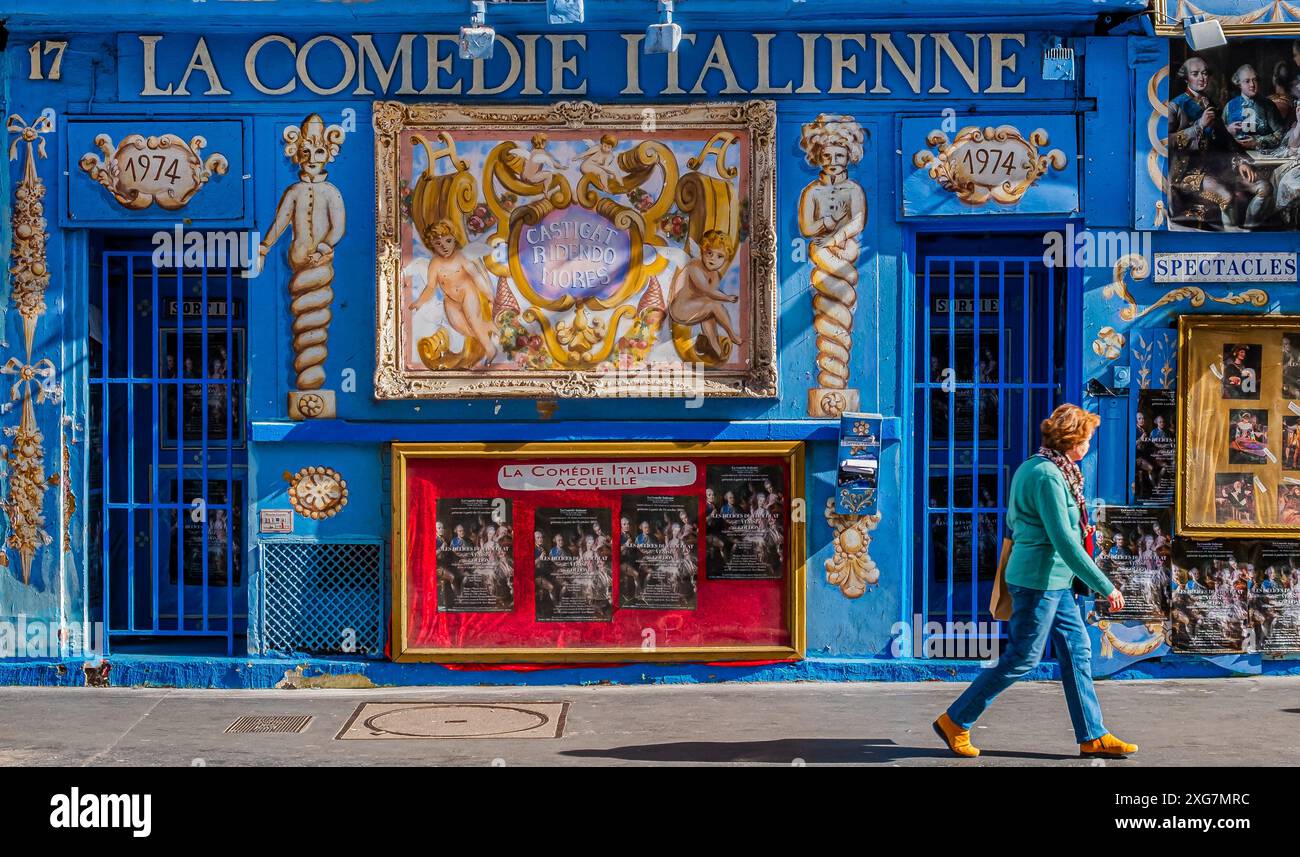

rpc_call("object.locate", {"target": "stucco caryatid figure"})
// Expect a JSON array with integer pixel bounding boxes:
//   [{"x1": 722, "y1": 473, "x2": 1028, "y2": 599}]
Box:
[
  {"x1": 257, "y1": 114, "x2": 346, "y2": 420},
  {"x1": 799, "y1": 114, "x2": 866, "y2": 418}
]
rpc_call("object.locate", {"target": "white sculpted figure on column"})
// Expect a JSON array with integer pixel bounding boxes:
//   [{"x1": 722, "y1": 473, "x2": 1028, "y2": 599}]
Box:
[
  {"x1": 799, "y1": 114, "x2": 866, "y2": 418},
  {"x1": 257, "y1": 114, "x2": 346, "y2": 420}
]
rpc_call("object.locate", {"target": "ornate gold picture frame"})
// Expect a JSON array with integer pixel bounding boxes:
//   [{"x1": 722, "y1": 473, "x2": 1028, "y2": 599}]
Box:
[
  {"x1": 1176, "y1": 314, "x2": 1300, "y2": 538},
  {"x1": 373, "y1": 100, "x2": 777, "y2": 400}
]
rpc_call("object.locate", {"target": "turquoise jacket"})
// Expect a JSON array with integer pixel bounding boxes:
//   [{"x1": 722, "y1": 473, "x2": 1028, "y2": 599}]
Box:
[{"x1": 1004, "y1": 457, "x2": 1114, "y2": 595}]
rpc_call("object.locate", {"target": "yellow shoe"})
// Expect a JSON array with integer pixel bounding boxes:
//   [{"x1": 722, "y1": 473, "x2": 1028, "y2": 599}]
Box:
[
  {"x1": 932, "y1": 713, "x2": 980, "y2": 758},
  {"x1": 1080, "y1": 733, "x2": 1138, "y2": 757}
]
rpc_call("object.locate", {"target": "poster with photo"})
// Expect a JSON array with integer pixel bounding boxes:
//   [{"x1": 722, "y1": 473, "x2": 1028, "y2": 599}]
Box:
[
  {"x1": 1221, "y1": 344, "x2": 1262, "y2": 399},
  {"x1": 619, "y1": 495, "x2": 698, "y2": 610},
  {"x1": 1135, "y1": 389, "x2": 1176, "y2": 504},
  {"x1": 1214, "y1": 473, "x2": 1257, "y2": 524},
  {"x1": 435, "y1": 498, "x2": 514, "y2": 613},
  {"x1": 1247, "y1": 542, "x2": 1300, "y2": 653},
  {"x1": 1179, "y1": 316, "x2": 1300, "y2": 537},
  {"x1": 929, "y1": 511, "x2": 999, "y2": 582},
  {"x1": 927, "y1": 469, "x2": 1004, "y2": 511},
  {"x1": 705, "y1": 464, "x2": 786, "y2": 580},
  {"x1": 1094, "y1": 506, "x2": 1172, "y2": 620},
  {"x1": 166, "y1": 478, "x2": 242, "y2": 587},
  {"x1": 1227, "y1": 408, "x2": 1271, "y2": 464},
  {"x1": 928, "y1": 329, "x2": 1004, "y2": 446},
  {"x1": 160, "y1": 328, "x2": 246, "y2": 448},
  {"x1": 1170, "y1": 539, "x2": 1250, "y2": 654},
  {"x1": 1283, "y1": 333, "x2": 1300, "y2": 399},
  {"x1": 1283, "y1": 417, "x2": 1300, "y2": 470},
  {"x1": 1279, "y1": 478, "x2": 1300, "y2": 524},
  {"x1": 534, "y1": 507, "x2": 614, "y2": 622}
]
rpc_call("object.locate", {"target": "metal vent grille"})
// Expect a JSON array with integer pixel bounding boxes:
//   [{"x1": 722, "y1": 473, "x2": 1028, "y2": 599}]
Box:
[
  {"x1": 225, "y1": 715, "x2": 313, "y2": 735},
  {"x1": 261, "y1": 541, "x2": 384, "y2": 656}
]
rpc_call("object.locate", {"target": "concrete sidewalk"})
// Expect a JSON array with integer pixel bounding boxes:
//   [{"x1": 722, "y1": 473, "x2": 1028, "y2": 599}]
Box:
[{"x1": 3, "y1": 677, "x2": 1298, "y2": 766}]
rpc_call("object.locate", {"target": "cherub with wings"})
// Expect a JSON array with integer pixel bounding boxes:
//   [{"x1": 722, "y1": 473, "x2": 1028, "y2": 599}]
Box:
[
  {"x1": 510, "y1": 133, "x2": 567, "y2": 186},
  {"x1": 574, "y1": 134, "x2": 624, "y2": 188}
]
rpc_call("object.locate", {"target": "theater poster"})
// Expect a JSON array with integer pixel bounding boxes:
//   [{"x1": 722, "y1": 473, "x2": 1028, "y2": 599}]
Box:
[
  {"x1": 166, "y1": 475, "x2": 242, "y2": 587},
  {"x1": 534, "y1": 507, "x2": 614, "y2": 623},
  {"x1": 1248, "y1": 542, "x2": 1300, "y2": 653},
  {"x1": 1134, "y1": 389, "x2": 1176, "y2": 505},
  {"x1": 1170, "y1": 539, "x2": 1250, "y2": 653},
  {"x1": 619, "y1": 494, "x2": 699, "y2": 611},
  {"x1": 1094, "y1": 506, "x2": 1172, "y2": 620},
  {"x1": 435, "y1": 497, "x2": 514, "y2": 613},
  {"x1": 373, "y1": 101, "x2": 778, "y2": 400},
  {"x1": 705, "y1": 464, "x2": 786, "y2": 580}
]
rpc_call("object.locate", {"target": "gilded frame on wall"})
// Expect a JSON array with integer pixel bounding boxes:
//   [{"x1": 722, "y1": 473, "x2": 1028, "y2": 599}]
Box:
[
  {"x1": 390, "y1": 441, "x2": 806, "y2": 663},
  {"x1": 1176, "y1": 314, "x2": 1300, "y2": 538},
  {"x1": 372, "y1": 100, "x2": 778, "y2": 400}
]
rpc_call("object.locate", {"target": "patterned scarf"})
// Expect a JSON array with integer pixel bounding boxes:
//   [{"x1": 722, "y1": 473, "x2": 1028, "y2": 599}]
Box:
[{"x1": 1036, "y1": 445, "x2": 1092, "y2": 546}]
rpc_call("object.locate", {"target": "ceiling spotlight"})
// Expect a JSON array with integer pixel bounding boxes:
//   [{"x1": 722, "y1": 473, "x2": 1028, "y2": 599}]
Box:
[
  {"x1": 548, "y1": 0, "x2": 585, "y2": 25},
  {"x1": 460, "y1": 0, "x2": 496, "y2": 60},
  {"x1": 1183, "y1": 15, "x2": 1227, "y2": 51},
  {"x1": 645, "y1": 0, "x2": 683, "y2": 55}
]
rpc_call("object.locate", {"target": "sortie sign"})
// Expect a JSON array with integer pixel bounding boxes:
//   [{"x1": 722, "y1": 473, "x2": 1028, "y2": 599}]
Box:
[{"x1": 497, "y1": 461, "x2": 697, "y2": 491}]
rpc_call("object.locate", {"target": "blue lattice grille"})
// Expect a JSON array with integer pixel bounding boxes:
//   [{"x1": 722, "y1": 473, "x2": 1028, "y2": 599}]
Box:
[{"x1": 260, "y1": 541, "x2": 384, "y2": 655}]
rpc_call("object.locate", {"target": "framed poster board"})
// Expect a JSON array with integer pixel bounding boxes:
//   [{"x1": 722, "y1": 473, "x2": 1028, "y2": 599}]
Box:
[
  {"x1": 1177, "y1": 315, "x2": 1300, "y2": 537},
  {"x1": 391, "y1": 442, "x2": 805, "y2": 663},
  {"x1": 158, "y1": 327, "x2": 246, "y2": 449},
  {"x1": 372, "y1": 100, "x2": 778, "y2": 400}
]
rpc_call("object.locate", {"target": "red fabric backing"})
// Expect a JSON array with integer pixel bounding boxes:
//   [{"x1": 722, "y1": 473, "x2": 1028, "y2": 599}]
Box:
[{"x1": 405, "y1": 455, "x2": 790, "y2": 651}]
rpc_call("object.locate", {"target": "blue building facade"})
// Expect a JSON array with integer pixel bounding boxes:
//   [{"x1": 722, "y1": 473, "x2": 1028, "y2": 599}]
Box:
[{"x1": 3, "y1": 0, "x2": 1300, "y2": 687}]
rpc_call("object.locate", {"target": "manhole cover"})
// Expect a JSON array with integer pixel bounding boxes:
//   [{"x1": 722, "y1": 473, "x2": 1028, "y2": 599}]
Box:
[
  {"x1": 336, "y1": 702, "x2": 569, "y2": 740},
  {"x1": 225, "y1": 715, "x2": 313, "y2": 734}
]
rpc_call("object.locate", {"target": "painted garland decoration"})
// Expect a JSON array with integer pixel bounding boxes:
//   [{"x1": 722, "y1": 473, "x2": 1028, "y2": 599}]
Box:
[
  {"x1": 799, "y1": 114, "x2": 867, "y2": 417},
  {"x1": 3, "y1": 113, "x2": 58, "y2": 585},
  {"x1": 284, "y1": 466, "x2": 349, "y2": 519},
  {"x1": 824, "y1": 497, "x2": 881, "y2": 599}
]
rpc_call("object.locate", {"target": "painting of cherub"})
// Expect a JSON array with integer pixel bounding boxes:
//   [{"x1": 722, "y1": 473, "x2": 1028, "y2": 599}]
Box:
[
  {"x1": 668, "y1": 230, "x2": 742, "y2": 360},
  {"x1": 574, "y1": 134, "x2": 624, "y2": 188},
  {"x1": 408, "y1": 220, "x2": 498, "y2": 367},
  {"x1": 377, "y1": 100, "x2": 778, "y2": 399},
  {"x1": 509, "y1": 133, "x2": 566, "y2": 186}
]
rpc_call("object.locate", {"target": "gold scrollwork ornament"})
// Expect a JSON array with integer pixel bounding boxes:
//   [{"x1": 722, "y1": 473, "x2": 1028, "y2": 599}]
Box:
[
  {"x1": 912, "y1": 125, "x2": 1067, "y2": 206},
  {"x1": 4, "y1": 113, "x2": 57, "y2": 586},
  {"x1": 79, "y1": 133, "x2": 228, "y2": 211},
  {"x1": 824, "y1": 498, "x2": 881, "y2": 599}
]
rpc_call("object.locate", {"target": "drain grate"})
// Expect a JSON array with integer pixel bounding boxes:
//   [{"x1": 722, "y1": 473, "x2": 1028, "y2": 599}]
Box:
[
  {"x1": 225, "y1": 715, "x2": 314, "y2": 735},
  {"x1": 336, "y1": 702, "x2": 569, "y2": 740}
]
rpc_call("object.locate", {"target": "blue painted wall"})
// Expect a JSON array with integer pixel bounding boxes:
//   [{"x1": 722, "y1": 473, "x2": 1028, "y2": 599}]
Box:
[{"x1": 16, "y1": 0, "x2": 1286, "y2": 682}]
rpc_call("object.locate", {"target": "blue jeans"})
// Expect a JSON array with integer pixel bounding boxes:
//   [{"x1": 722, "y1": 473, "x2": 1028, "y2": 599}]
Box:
[{"x1": 947, "y1": 584, "x2": 1106, "y2": 744}]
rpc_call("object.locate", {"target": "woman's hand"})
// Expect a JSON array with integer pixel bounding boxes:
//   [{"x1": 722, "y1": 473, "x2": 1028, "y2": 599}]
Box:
[{"x1": 1106, "y1": 589, "x2": 1126, "y2": 613}]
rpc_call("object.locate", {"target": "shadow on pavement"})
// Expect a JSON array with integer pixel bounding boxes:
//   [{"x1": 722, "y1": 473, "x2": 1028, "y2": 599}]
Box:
[{"x1": 560, "y1": 738, "x2": 1077, "y2": 764}]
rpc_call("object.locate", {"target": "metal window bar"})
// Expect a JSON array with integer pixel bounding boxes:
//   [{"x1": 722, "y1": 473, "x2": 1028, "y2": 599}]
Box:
[
  {"x1": 916, "y1": 254, "x2": 1060, "y2": 656},
  {"x1": 92, "y1": 250, "x2": 243, "y2": 655}
]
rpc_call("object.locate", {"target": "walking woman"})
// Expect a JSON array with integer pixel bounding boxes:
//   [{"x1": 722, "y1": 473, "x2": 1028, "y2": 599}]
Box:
[{"x1": 933, "y1": 404, "x2": 1139, "y2": 759}]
